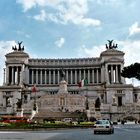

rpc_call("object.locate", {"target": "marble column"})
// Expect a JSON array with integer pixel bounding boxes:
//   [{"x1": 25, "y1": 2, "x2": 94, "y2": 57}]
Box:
[
  {"x1": 16, "y1": 66, "x2": 19, "y2": 85},
  {"x1": 79, "y1": 69, "x2": 81, "y2": 82},
  {"x1": 40, "y1": 69, "x2": 42, "y2": 85},
  {"x1": 70, "y1": 70, "x2": 73, "y2": 84},
  {"x1": 101, "y1": 66, "x2": 105, "y2": 83},
  {"x1": 111, "y1": 65, "x2": 114, "y2": 83},
  {"x1": 3, "y1": 68, "x2": 6, "y2": 85},
  {"x1": 58, "y1": 70, "x2": 60, "y2": 83},
  {"x1": 96, "y1": 68, "x2": 99, "y2": 83},
  {"x1": 106, "y1": 64, "x2": 109, "y2": 84},
  {"x1": 75, "y1": 69, "x2": 77, "y2": 84},
  {"x1": 88, "y1": 69, "x2": 90, "y2": 84},
  {"x1": 11, "y1": 67, "x2": 14, "y2": 85},
  {"x1": 45, "y1": 70, "x2": 47, "y2": 84},
  {"x1": 6, "y1": 66, "x2": 9, "y2": 85},
  {"x1": 49, "y1": 70, "x2": 51, "y2": 84},
  {"x1": 53, "y1": 69, "x2": 55, "y2": 84},
  {"x1": 115, "y1": 65, "x2": 119, "y2": 83},
  {"x1": 92, "y1": 69, "x2": 94, "y2": 84},
  {"x1": 36, "y1": 69, "x2": 38, "y2": 84},
  {"x1": 83, "y1": 69, "x2": 86, "y2": 79},
  {"x1": 32, "y1": 69, "x2": 34, "y2": 84},
  {"x1": 66, "y1": 70, "x2": 68, "y2": 83}
]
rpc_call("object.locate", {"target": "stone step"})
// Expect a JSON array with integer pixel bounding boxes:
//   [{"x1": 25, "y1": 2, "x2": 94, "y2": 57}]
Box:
[{"x1": 34, "y1": 109, "x2": 79, "y2": 119}]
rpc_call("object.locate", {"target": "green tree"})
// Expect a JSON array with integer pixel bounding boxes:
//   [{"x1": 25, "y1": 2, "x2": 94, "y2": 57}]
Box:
[{"x1": 121, "y1": 63, "x2": 140, "y2": 80}]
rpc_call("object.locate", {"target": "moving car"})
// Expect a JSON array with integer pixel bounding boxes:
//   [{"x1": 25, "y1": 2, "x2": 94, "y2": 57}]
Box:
[{"x1": 93, "y1": 119, "x2": 114, "y2": 134}]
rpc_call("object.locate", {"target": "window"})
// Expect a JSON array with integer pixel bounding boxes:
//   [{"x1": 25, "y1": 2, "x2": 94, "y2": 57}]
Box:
[{"x1": 117, "y1": 90, "x2": 122, "y2": 94}]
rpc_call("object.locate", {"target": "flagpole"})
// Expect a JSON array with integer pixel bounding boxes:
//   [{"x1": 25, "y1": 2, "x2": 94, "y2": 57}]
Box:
[
  {"x1": 34, "y1": 86, "x2": 37, "y2": 111},
  {"x1": 34, "y1": 91, "x2": 36, "y2": 105},
  {"x1": 32, "y1": 84, "x2": 37, "y2": 111}
]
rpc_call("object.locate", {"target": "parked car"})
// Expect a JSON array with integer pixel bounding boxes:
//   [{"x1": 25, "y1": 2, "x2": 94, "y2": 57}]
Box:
[
  {"x1": 62, "y1": 118, "x2": 72, "y2": 123},
  {"x1": 93, "y1": 120, "x2": 114, "y2": 134}
]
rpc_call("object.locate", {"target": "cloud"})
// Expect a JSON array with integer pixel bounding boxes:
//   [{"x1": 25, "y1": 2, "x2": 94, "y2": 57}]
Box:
[
  {"x1": 78, "y1": 39, "x2": 140, "y2": 66},
  {"x1": 56, "y1": 0, "x2": 101, "y2": 26},
  {"x1": 0, "y1": 40, "x2": 16, "y2": 85},
  {"x1": 55, "y1": 37, "x2": 65, "y2": 48},
  {"x1": 74, "y1": 18, "x2": 100, "y2": 27},
  {"x1": 17, "y1": 0, "x2": 101, "y2": 27},
  {"x1": 33, "y1": 10, "x2": 46, "y2": 21},
  {"x1": 16, "y1": 0, "x2": 47, "y2": 12},
  {"x1": 119, "y1": 40, "x2": 140, "y2": 66},
  {"x1": 78, "y1": 44, "x2": 105, "y2": 58},
  {"x1": 129, "y1": 22, "x2": 140, "y2": 36},
  {"x1": 16, "y1": 0, "x2": 37, "y2": 12},
  {"x1": 58, "y1": 1, "x2": 101, "y2": 26},
  {"x1": 96, "y1": 0, "x2": 120, "y2": 5}
]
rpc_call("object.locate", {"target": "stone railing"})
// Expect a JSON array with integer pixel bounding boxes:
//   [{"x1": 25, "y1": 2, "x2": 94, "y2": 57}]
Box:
[
  {"x1": 100, "y1": 104, "x2": 110, "y2": 112},
  {"x1": 100, "y1": 104, "x2": 140, "y2": 114}
]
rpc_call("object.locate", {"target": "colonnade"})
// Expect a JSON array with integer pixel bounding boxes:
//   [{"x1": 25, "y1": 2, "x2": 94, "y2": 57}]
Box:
[
  {"x1": 6, "y1": 66, "x2": 22, "y2": 85},
  {"x1": 29, "y1": 68, "x2": 101, "y2": 85},
  {"x1": 4, "y1": 64, "x2": 122, "y2": 86},
  {"x1": 107, "y1": 64, "x2": 122, "y2": 84}
]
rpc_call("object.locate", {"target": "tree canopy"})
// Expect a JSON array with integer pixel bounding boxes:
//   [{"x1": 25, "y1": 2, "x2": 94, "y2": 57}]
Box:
[{"x1": 121, "y1": 63, "x2": 140, "y2": 80}]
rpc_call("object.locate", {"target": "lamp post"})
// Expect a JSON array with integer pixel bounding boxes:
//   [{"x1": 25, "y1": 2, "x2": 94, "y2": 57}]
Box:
[
  {"x1": 109, "y1": 105, "x2": 112, "y2": 121},
  {"x1": 85, "y1": 92, "x2": 89, "y2": 110},
  {"x1": 29, "y1": 85, "x2": 38, "y2": 121}
]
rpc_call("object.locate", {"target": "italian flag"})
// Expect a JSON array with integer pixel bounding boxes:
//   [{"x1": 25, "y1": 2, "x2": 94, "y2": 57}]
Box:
[
  {"x1": 32, "y1": 85, "x2": 37, "y2": 92},
  {"x1": 78, "y1": 79, "x2": 88, "y2": 87}
]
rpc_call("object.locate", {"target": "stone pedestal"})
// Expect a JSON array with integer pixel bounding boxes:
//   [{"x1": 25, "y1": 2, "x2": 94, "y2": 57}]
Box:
[
  {"x1": 6, "y1": 106, "x2": 13, "y2": 114},
  {"x1": 16, "y1": 108, "x2": 24, "y2": 117},
  {"x1": 86, "y1": 110, "x2": 91, "y2": 121},
  {"x1": 111, "y1": 105, "x2": 117, "y2": 113},
  {"x1": 30, "y1": 110, "x2": 37, "y2": 120},
  {"x1": 29, "y1": 103, "x2": 38, "y2": 121},
  {"x1": 95, "y1": 111, "x2": 102, "y2": 120},
  {"x1": 58, "y1": 80, "x2": 68, "y2": 94}
]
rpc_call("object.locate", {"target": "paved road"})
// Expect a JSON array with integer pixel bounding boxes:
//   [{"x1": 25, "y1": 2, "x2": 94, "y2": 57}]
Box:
[{"x1": 0, "y1": 124, "x2": 140, "y2": 140}]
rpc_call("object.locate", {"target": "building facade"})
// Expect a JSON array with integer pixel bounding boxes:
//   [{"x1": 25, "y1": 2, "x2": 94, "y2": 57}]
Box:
[{"x1": 0, "y1": 41, "x2": 140, "y2": 120}]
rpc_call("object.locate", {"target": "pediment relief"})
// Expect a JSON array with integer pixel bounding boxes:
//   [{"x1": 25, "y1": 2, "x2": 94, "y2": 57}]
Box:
[
  {"x1": 57, "y1": 92, "x2": 69, "y2": 97},
  {"x1": 106, "y1": 57, "x2": 123, "y2": 62},
  {"x1": 7, "y1": 59, "x2": 24, "y2": 64}
]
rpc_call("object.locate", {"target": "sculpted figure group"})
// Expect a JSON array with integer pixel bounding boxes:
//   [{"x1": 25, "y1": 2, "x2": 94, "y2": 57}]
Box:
[
  {"x1": 12, "y1": 41, "x2": 24, "y2": 51},
  {"x1": 106, "y1": 40, "x2": 118, "y2": 49}
]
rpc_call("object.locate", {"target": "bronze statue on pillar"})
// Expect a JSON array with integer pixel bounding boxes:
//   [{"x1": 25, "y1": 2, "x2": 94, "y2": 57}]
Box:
[
  {"x1": 60, "y1": 68, "x2": 65, "y2": 80},
  {"x1": 16, "y1": 98, "x2": 22, "y2": 109}
]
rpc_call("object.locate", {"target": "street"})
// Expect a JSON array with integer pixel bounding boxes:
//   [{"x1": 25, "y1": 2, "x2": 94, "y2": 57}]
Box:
[{"x1": 0, "y1": 124, "x2": 140, "y2": 140}]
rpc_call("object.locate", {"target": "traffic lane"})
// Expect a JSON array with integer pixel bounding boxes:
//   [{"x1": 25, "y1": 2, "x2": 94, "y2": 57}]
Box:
[
  {"x1": 46, "y1": 127, "x2": 140, "y2": 140},
  {"x1": 44, "y1": 129, "x2": 94, "y2": 140},
  {"x1": 0, "y1": 131, "x2": 61, "y2": 140},
  {"x1": 46, "y1": 128, "x2": 114, "y2": 140},
  {"x1": 114, "y1": 126, "x2": 140, "y2": 140},
  {"x1": 0, "y1": 126, "x2": 140, "y2": 140}
]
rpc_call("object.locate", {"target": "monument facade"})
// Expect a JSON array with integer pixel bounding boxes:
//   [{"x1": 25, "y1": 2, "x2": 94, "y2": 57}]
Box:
[{"x1": 0, "y1": 40, "x2": 140, "y2": 120}]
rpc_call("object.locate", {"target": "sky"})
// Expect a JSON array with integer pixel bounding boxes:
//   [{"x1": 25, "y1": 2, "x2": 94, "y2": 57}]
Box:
[{"x1": 0, "y1": 0, "x2": 140, "y2": 86}]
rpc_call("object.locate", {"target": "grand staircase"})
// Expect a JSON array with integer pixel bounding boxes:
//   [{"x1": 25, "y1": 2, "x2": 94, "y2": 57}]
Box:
[
  {"x1": 34, "y1": 109, "x2": 79, "y2": 121},
  {"x1": 22, "y1": 94, "x2": 80, "y2": 120}
]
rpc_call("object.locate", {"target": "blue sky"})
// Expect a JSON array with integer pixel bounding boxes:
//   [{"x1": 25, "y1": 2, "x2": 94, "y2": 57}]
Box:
[{"x1": 0, "y1": 0, "x2": 140, "y2": 86}]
